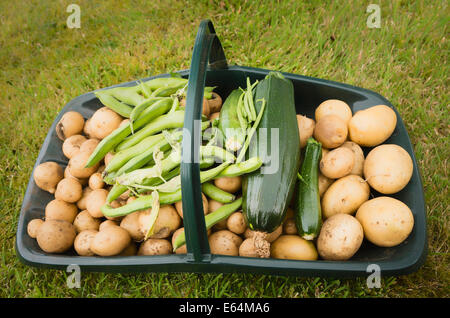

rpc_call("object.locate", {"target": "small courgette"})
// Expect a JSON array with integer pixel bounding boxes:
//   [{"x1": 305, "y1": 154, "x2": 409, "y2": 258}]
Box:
[{"x1": 295, "y1": 137, "x2": 322, "y2": 240}]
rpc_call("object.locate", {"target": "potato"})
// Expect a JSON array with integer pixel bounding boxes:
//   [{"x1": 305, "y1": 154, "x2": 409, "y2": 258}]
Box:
[
  {"x1": 36, "y1": 219, "x2": 76, "y2": 253},
  {"x1": 318, "y1": 172, "x2": 334, "y2": 197},
  {"x1": 45, "y1": 199, "x2": 78, "y2": 223},
  {"x1": 86, "y1": 188, "x2": 109, "y2": 218},
  {"x1": 62, "y1": 135, "x2": 87, "y2": 159},
  {"x1": 214, "y1": 176, "x2": 242, "y2": 193},
  {"x1": 74, "y1": 230, "x2": 97, "y2": 256},
  {"x1": 317, "y1": 214, "x2": 364, "y2": 260},
  {"x1": 119, "y1": 243, "x2": 138, "y2": 256},
  {"x1": 209, "y1": 112, "x2": 220, "y2": 121},
  {"x1": 315, "y1": 99, "x2": 352, "y2": 124},
  {"x1": 356, "y1": 196, "x2": 414, "y2": 247},
  {"x1": 270, "y1": 235, "x2": 318, "y2": 260},
  {"x1": 83, "y1": 118, "x2": 93, "y2": 138},
  {"x1": 227, "y1": 212, "x2": 247, "y2": 235},
  {"x1": 54, "y1": 177, "x2": 83, "y2": 203},
  {"x1": 138, "y1": 239, "x2": 172, "y2": 256},
  {"x1": 239, "y1": 238, "x2": 258, "y2": 257},
  {"x1": 64, "y1": 166, "x2": 88, "y2": 186},
  {"x1": 172, "y1": 227, "x2": 187, "y2": 254},
  {"x1": 341, "y1": 141, "x2": 365, "y2": 176},
  {"x1": 208, "y1": 230, "x2": 241, "y2": 256},
  {"x1": 27, "y1": 219, "x2": 44, "y2": 238},
  {"x1": 73, "y1": 210, "x2": 101, "y2": 233},
  {"x1": 119, "y1": 119, "x2": 130, "y2": 127},
  {"x1": 139, "y1": 205, "x2": 181, "y2": 239},
  {"x1": 33, "y1": 161, "x2": 64, "y2": 194},
  {"x1": 89, "y1": 107, "x2": 123, "y2": 140},
  {"x1": 181, "y1": 98, "x2": 210, "y2": 117},
  {"x1": 99, "y1": 219, "x2": 119, "y2": 231},
  {"x1": 68, "y1": 151, "x2": 100, "y2": 179},
  {"x1": 104, "y1": 152, "x2": 115, "y2": 167},
  {"x1": 364, "y1": 144, "x2": 413, "y2": 194},
  {"x1": 322, "y1": 175, "x2": 370, "y2": 219},
  {"x1": 88, "y1": 172, "x2": 105, "y2": 190},
  {"x1": 313, "y1": 115, "x2": 348, "y2": 149},
  {"x1": 56, "y1": 111, "x2": 85, "y2": 141},
  {"x1": 120, "y1": 212, "x2": 144, "y2": 241},
  {"x1": 175, "y1": 193, "x2": 208, "y2": 218},
  {"x1": 90, "y1": 226, "x2": 131, "y2": 256},
  {"x1": 77, "y1": 187, "x2": 93, "y2": 210},
  {"x1": 209, "y1": 200, "x2": 227, "y2": 230},
  {"x1": 320, "y1": 147, "x2": 355, "y2": 179},
  {"x1": 79, "y1": 138, "x2": 100, "y2": 155},
  {"x1": 348, "y1": 105, "x2": 397, "y2": 147},
  {"x1": 208, "y1": 92, "x2": 223, "y2": 113},
  {"x1": 296, "y1": 115, "x2": 316, "y2": 148},
  {"x1": 283, "y1": 218, "x2": 298, "y2": 235}
]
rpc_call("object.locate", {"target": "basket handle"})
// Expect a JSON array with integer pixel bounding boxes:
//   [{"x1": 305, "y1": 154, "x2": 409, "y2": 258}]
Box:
[{"x1": 181, "y1": 20, "x2": 227, "y2": 262}]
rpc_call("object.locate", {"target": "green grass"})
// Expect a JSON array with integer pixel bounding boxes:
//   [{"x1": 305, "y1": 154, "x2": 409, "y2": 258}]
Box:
[{"x1": 0, "y1": 0, "x2": 448, "y2": 298}]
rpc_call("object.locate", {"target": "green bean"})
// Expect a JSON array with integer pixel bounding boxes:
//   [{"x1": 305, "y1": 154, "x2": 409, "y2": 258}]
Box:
[
  {"x1": 143, "y1": 77, "x2": 188, "y2": 91},
  {"x1": 215, "y1": 156, "x2": 263, "y2": 178},
  {"x1": 105, "y1": 133, "x2": 165, "y2": 173},
  {"x1": 95, "y1": 92, "x2": 134, "y2": 118},
  {"x1": 199, "y1": 145, "x2": 236, "y2": 163},
  {"x1": 85, "y1": 97, "x2": 173, "y2": 167},
  {"x1": 151, "y1": 82, "x2": 187, "y2": 97},
  {"x1": 138, "y1": 80, "x2": 152, "y2": 98},
  {"x1": 115, "y1": 110, "x2": 186, "y2": 151},
  {"x1": 102, "y1": 188, "x2": 182, "y2": 218},
  {"x1": 134, "y1": 161, "x2": 230, "y2": 193},
  {"x1": 236, "y1": 98, "x2": 266, "y2": 163},
  {"x1": 107, "y1": 166, "x2": 181, "y2": 203},
  {"x1": 116, "y1": 149, "x2": 181, "y2": 186},
  {"x1": 172, "y1": 197, "x2": 242, "y2": 251},
  {"x1": 136, "y1": 166, "x2": 181, "y2": 194},
  {"x1": 114, "y1": 138, "x2": 173, "y2": 176},
  {"x1": 202, "y1": 182, "x2": 235, "y2": 203},
  {"x1": 236, "y1": 91, "x2": 248, "y2": 130},
  {"x1": 109, "y1": 86, "x2": 145, "y2": 106},
  {"x1": 129, "y1": 97, "x2": 165, "y2": 127}
]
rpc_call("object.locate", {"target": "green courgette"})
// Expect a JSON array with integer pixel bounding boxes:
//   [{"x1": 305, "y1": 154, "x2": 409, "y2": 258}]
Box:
[
  {"x1": 295, "y1": 137, "x2": 322, "y2": 240},
  {"x1": 242, "y1": 72, "x2": 301, "y2": 256}
]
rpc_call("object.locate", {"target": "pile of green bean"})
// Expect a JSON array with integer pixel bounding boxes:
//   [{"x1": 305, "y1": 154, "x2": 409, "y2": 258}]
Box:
[{"x1": 84, "y1": 76, "x2": 264, "y2": 235}]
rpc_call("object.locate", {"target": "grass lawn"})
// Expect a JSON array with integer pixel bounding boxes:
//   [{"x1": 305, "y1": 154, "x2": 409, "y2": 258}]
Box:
[{"x1": 0, "y1": 0, "x2": 448, "y2": 298}]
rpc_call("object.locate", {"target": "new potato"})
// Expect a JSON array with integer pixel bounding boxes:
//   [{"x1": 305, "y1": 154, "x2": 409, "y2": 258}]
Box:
[
  {"x1": 364, "y1": 144, "x2": 413, "y2": 194},
  {"x1": 317, "y1": 214, "x2": 364, "y2": 261},
  {"x1": 313, "y1": 115, "x2": 348, "y2": 149},
  {"x1": 356, "y1": 197, "x2": 414, "y2": 247},
  {"x1": 315, "y1": 99, "x2": 352, "y2": 124},
  {"x1": 322, "y1": 175, "x2": 370, "y2": 219},
  {"x1": 36, "y1": 219, "x2": 76, "y2": 254},
  {"x1": 296, "y1": 115, "x2": 316, "y2": 148},
  {"x1": 320, "y1": 147, "x2": 355, "y2": 179},
  {"x1": 270, "y1": 235, "x2": 318, "y2": 260},
  {"x1": 90, "y1": 226, "x2": 131, "y2": 256},
  {"x1": 348, "y1": 105, "x2": 397, "y2": 147}
]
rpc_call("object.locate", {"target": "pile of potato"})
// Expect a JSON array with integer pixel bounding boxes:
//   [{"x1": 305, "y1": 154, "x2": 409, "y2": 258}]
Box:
[
  {"x1": 293, "y1": 99, "x2": 415, "y2": 261},
  {"x1": 28, "y1": 98, "x2": 261, "y2": 258},
  {"x1": 28, "y1": 96, "x2": 415, "y2": 262}
]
